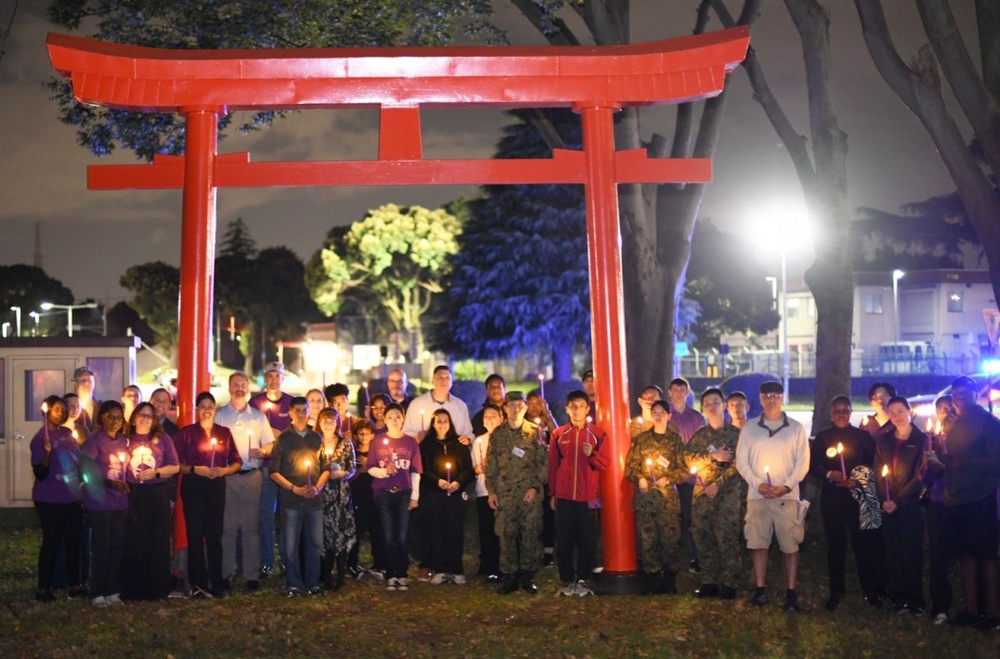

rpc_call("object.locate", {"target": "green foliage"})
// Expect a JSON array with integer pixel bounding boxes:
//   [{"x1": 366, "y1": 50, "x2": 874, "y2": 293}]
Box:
[
  {"x1": 119, "y1": 261, "x2": 180, "y2": 350},
  {"x1": 45, "y1": 0, "x2": 503, "y2": 160},
  {"x1": 309, "y1": 204, "x2": 462, "y2": 342},
  {"x1": 0, "y1": 264, "x2": 74, "y2": 312}
]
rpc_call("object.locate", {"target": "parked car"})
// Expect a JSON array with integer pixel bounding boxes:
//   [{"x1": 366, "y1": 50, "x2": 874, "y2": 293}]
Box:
[{"x1": 909, "y1": 373, "x2": 1000, "y2": 430}]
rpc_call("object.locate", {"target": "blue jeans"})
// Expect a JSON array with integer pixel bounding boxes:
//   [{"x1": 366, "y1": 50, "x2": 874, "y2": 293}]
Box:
[
  {"x1": 259, "y1": 468, "x2": 279, "y2": 569},
  {"x1": 376, "y1": 489, "x2": 411, "y2": 579},
  {"x1": 280, "y1": 507, "x2": 322, "y2": 591}
]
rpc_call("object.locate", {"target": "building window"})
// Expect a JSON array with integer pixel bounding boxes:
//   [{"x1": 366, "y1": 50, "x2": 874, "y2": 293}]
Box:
[
  {"x1": 787, "y1": 298, "x2": 801, "y2": 318},
  {"x1": 947, "y1": 291, "x2": 964, "y2": 313},
  {"x1": 808, "y1": 298, "x2": 816, "y2": 317},
  {"x1": 864, "y1": 293, "x2": 883, "y2": 315}
]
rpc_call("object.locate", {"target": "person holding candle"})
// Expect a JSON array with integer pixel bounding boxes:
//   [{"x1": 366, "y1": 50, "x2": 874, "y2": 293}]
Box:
[
  {"x1": 367, "y1": 403, "x2": 422, "y2": 592},
  {"x1": 666, "y1": 378, "x2": 706, "y2": 575},
  {"x1": 874, "y1": 395, "x2": 927, "y2": 616},
  {"x1": 30, "y1": 395, "x2": 85, "y2": 602},
  {"x1": 625, "y1": 399, "x2": 688, "y2": 594},
  {"x1": 324, "y1": 383, "x2": 355, "y2": 441},
  {"x1": 347, "y1": 418, "x2": 387, "y2": 579},
  {"x1": 420, "y1": 409, "x2": 474, "y2": 585},
  {"x1": 685, "y1": 388, "x2": 744, "y2": 601},
  {"x1": 216, "y1": 371, "x2": 276, "y2": 593},
  {"x1": 121, "y1": 401, "x2": 179, "y2": 601},
  {"x1": 922, "y1": 395, "x2": 954, "y2": 624},
  {"x1": 936, "y1": 376, "x2": 1000, "y2": 629},
  {"x1": 809, "y1": 395, "x2": 882, "y2": 611},
  {"x1": 269, "y1": 396, "x2": 330, "y2": 597},
  {"x1": 735, "y1": 381, "x2": 810, "y2": 612},
  {"x1": 368, "y1": 393, "x2": 391, "y2": 437},
  {"x1": 526, "y1": 390, "x2": 558, "y2": 568},
  {"x1": 472, "y1": 373, "x2": 507, "y2": 436},
  {"x1": 249, "y1": 361, "x2": 294, "y2": 579},
  {"x1": 549, "y1": 390, "x2": 610, "y2": 596},
  {"x1": 472, "y1": 403, "x2": 503, "y2": 582},
  {"x1": 486, "y1": 391, "x2": 548, "y2": 595},
  {"x1": 316, "y1": 407, "x2": 357, "y2": 592},
  {"x1": 173, "y1": 392, "x2": 242, "y2": 599},
  {"x1": 80, "y1": 400, "x2": 132, "y2": 607},
  {"x1": 629, "y1": 385, "x2": 663, "y2": 438},
  {"x1": 305, "y1": 388, "x2": 327, "y2": 429}
]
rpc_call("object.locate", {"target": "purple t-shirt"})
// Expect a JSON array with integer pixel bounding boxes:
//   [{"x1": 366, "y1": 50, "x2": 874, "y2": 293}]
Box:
[
  {"x1": 31, "y1": 426, "x2": 81, "y2": 504},
  {"x1": 366, "y1": 434, "x2": 422, "y2": 497},
  {"x1": 249, "y1": 392, "x2": 294, "y2": 433},
  {"x1": 669, "y1": 405, "x2": 706, "y2": 444},
  {"x1": 172, "y1": 423, "x2": 241, "y2": 470},
  {"x1": 81, "y1": 430, "x2": 131, "y2": 511},
  {"x1": 125, "y1": 432, "x2": 179, "y2": 485}
]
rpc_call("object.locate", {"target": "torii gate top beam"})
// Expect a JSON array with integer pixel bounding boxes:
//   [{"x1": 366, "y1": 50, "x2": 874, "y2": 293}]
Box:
[{"x1": 47, "y1": 28, "x2": 749, "y2": 113}]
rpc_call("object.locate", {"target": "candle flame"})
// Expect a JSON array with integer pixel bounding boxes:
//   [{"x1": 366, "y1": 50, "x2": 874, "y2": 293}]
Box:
[
  {"x1": 534, "y1": 417, "x2": 540, "y2": 424},
  {"x1": 881, "y1": 464, "x2": 889, "y2": 477},
  {"x1": 926, "y1": 418, "x2": 933, "y2": 432},
  {"x1": 305, "y1": 459, "x2": 311, "y2": 468},
  {"x1": 41, "y1": 402, "x2": 48, "y2": 413},
  {"x1": 836, "y1": 442, "x2": 844, "y2": 454},
  {"x1": 445, "y1": 462, "x2": 451, "y2": 470},
  {"x1": 764, "y1": 465, "x2": 770, "y2": 473},
  {"x1": 635, "y1": 416, "x2": 642, "y2": 424},
  {"x1": 72, "y1": 430, "x2": 78, "y2": 440},
  {"x1": 538, "y1": 373, "x2": 544, "y2": 381},
  {"x1": 646, "y1": 458, "x2": 652, "y2": 466},
  {"x1": 383, "y1": 438, "x2": 389, "y2": 445},
  {"x1": 211, "y1": 437, "x2": 217, "y2": 446},
  {"x1": 587, "y1": 416, "x2": 593, "y2": 423},
  {"x1": 690, "y1": 466, "x2": 698, "y2": 474},
  {"x1": 363, "y1": 381, "x2": 369, "y2": 388},
  {"x1": 117, "y1": 452, "x2": 126, "y2": 462}
]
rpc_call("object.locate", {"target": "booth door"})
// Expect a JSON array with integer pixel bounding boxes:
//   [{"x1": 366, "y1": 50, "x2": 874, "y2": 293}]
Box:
[{"x1": 7, "y1": 357, "x2": 77, "y2": 507}]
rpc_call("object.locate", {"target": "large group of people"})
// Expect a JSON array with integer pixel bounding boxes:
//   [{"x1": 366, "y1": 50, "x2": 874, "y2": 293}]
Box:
[{"x1": 27, "y1": 364, "x2": 1000, "y2": 631}]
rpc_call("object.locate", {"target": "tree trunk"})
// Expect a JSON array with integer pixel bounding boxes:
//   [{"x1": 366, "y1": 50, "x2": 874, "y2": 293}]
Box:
[{"x1": 552, "y1": 343, "x2": 573, "y2": 382}]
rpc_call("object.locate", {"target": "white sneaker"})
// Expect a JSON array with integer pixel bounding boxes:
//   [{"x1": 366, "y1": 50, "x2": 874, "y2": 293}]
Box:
[
  {"x1": 557, "y1": 583, "x2": 576, "y2": 597},
  {"x1": 933, "y1": 612, "x2": 948, "y2": 625},
  {"x1": 430, "y1": 573, "x2": 447, "y2": 585},
  {"x1": 452, "y1": 575, "x2": 466, "y2": 585},
  {"x1": 385, "y1": 578, "x2": 398, "y2": 591},
  {"x1": 91, "y1": 596, "x2": 108, "y2": 608},
  {"x1": 397, "y1": 578, "x2": 409, "y2": 591},
  {"x1": 575, "y1": 580, "x2": 594, "y2": 597},
  {"x1": 105, "y1": 593, "x2": 124, "y2": 606},
  {"x1": 368, "y1": 569, "x2": 385, "y2": 581}
]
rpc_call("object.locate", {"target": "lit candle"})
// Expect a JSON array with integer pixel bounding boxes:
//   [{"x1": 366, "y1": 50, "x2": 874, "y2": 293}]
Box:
[
  {"x1": 305, "y1": 459, "x2": 312, "y2": 489},
  {"x1": 538, "y1": 373, "x2": 545, "y2": 400},
  {"x1": 764, "y1": 465, "x2": 771, "y2": 486},
  {"x1": 41, "y1": 402, "x2": 49, "y2": 440},
  {"x1": 118, "y1": 452, "x2": 127, "y2": 482},
  {"x1": 635, "y1": 416, "x2": 642, "y2": 426},
  {"x1": 690, "y1": 465, "x2": 704, "y2": 487},
  {"x1": 420, "y1": 409, "x2": 425, "y2": 431},
  {"x1": 446, "y1": 461, "x2": 452, "y2": 484},
  {"x1": 837, "y1": 442, "x2": 846, "y2": 479},
  {"x1": 881, "y1": 464, "x2": 891, "y2": 502},
  {"x1": 646, "y1": 457, "x2": 654, "y2": 482},
  {"x1": 362, "y1": 381, "x2": 370, "y2": 419},
  {"x1": 535, "y1": 417, "x2": 543, "y2": 444},
  {"x1": 210, "y1": 437, "x2": 217, "y2": 469},
  {"x1": 925, "y1": 418, "x2": 933, "y2": 433}
]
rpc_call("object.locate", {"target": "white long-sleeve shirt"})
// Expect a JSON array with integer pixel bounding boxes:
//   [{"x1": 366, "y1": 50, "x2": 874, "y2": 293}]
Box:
[
  {"x1": 402, "y1": 391, "x2": 474, "y2": 440},
  {"x1": 736, "y1": 413, "x2": 810, "y2": 501}
]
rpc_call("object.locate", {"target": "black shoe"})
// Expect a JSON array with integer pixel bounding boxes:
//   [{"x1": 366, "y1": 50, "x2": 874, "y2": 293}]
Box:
[
  {"x1": 347, "y1": 565, "x2": 363, "y2": 580},
  {"x1": 245, "y1": 580, "x2": 260, "y2": 592},
  {"x1": 521, "y1": 572, "x2": 538, "y2": 596},
  {"x1": 219, "y1": 578, "x2": 232, "y2": 592},
  {"x1": 308, "y1": 587, "x2": 324, "y2": 597},
  {"x1": 863, "y1": 593, "x2": 882, "y2": 609},
  {"x1": 694, "y1": 584, "x2": 720, "y2": 599},
  {"x1": 658, "y1": 570, "x2": 677, "y2": 595},
  {"x1": 497, "y1": 575, "x2": 520, "y2": 595},
  {"x1": 209, "y1": 588, "x2": 226, "y2": 599},
  {"x1": 67, "y1": 585, "x2": 89, "y2": 600},
  {"x1": 783, "y1": 593, "x2": 802, "y2": 613},
  {"x1": 746, "y1": 589, "x2": 768, "y2": 607},
  {"x1": 542, "y1": 553, "x2": 554, "y2": 568},
  {"x1": 718, "y1": 586, "x2": 737, "y2": 600},
  {"x1": 286, "y1": 587, "x2": 302, "y2": 598},
  {"x1": 688, "y1": 559, "x2": 702, "y2": 574},
  {"x1": 824, "y1": 592, "x2": 844, "y2": 612},
  {"x1": 486, "y1": 574, "x2": 502, "y2": 584},
  {"x1": 259, "y1": 566, "x2": 273, "y2": 578},
  {"x1": 893, "y1": 602, "x2": 910, "y2": 615}
]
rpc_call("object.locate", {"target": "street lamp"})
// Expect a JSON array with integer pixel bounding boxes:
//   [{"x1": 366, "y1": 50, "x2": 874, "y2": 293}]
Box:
[
  {"x1": 29, "y1": 311, "x2": 39, "y2": 336},
  {"x1": 40, "y1": 301, "x2": 98, "y2": 337},
  {"x1": 10, "y1": 306, "x2": 21, "y2": 337},
  {"x1": 892, "y1": 269, "x2": 905, "y2": 350}
]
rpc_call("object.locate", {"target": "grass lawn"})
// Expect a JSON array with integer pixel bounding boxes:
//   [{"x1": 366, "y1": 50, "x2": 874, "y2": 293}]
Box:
[{"x1": 0, "y1": 509, "x2": 997, "y2": 658}]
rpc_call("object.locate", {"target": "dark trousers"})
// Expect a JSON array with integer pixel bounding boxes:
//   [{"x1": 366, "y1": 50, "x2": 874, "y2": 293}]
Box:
[
  {"x1": 476, "y1": 495, "x2": 500, "y2": 575},
  {"x1": 34, "y1": 500, "x2": 83, "y2": 593},
  {"x1": 883, "y1": 502, "x2": 925, "y2": 608},
  {"x1": 348, "y1": 474, "x2": 385, "y2": 571},
  {"x1": 542, "y1": 484, "x2": 555, "y2": 551},
  {"x1": 926, "y1": 502, "x2": 953, "y2": 616},
  {"x1": 423, "y1": 489, "x2": 466, "y2": 575},
  {"x1": 89, "y1": 508, "x2": 127, "y2": 598},
  {"x1": 181, "y1": 475, "x2": 227, "y2": 591},
  {"x1": 677, "y1": 482, "x2": 697, "y2": 562},
  {"x1": 821, "y1": 485, "x2": 883, "y2": 596},
  {"x1": 555, "y1": 499, "x2": 598, "y2": 583},
  {"x1": 376, "y1": 489, "x2": 412, "y2": 579}
]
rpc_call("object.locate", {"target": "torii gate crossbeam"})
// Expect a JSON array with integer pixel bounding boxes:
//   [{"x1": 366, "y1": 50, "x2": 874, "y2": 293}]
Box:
[{"x1": 49, "y1": 28, "x2": 749, "y2": 593}]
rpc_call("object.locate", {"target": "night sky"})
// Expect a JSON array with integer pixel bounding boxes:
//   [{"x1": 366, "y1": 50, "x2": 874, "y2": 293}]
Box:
[{"x1": 0, "y1": 1, "x2": 976, "y2": 307}]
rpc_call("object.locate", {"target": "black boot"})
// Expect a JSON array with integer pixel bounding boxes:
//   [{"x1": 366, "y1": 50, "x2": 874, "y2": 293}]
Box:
[
  {"x1": 332, "y1": 551, "x2": 347, "y2": 592},
  {"x1": 521, "y1": 570, "x2": 538, "y2": 596},
  {"x1": 497, "y1": 572, "x2": 520, "y2": 595},
  {"x1": 658, "y1": 570, "x2": 677, "y2": 594}
]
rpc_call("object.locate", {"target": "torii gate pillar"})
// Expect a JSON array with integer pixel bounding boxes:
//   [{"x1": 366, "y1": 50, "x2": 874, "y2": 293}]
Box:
[{"x1": 48, "y1": 29, "x2": 750, "y2": 594}]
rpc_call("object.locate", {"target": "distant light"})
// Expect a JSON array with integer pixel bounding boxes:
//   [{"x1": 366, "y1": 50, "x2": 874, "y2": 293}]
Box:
[
  {"x1": 982, "y1": 359, "x2": 1000, "y2": 376},
  {"x1": 40, "y1": 302, "x2": 54, "y2": 310}
]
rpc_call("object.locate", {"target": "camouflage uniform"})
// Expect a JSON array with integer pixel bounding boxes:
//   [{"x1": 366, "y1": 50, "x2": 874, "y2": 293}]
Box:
[
  {"x1": 625, "y1": 428, "x2": 688, "y2": 574},
  {"x1": 485, "y1": 420, "x2": 548, "y2": 574},
  {"x1": 686, "y1": 422, "x2": 745, "y2": 589}
]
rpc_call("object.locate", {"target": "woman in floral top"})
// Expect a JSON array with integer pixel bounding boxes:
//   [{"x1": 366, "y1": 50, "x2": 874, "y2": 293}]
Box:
[{"x1": 317, "y1": 408, "x2": 357, "y2": 591}]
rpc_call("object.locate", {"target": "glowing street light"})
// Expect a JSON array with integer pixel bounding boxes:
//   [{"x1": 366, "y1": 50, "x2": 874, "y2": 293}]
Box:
[
  {"x1": 40, "y1": 301, "x2": 98, "y2": 338},
  {"x1": 10, "y1": 306, "x2": 21, "y2": 337},
  {"x1": 892, "y1": 269, "x2": 905, "y2": 349}
]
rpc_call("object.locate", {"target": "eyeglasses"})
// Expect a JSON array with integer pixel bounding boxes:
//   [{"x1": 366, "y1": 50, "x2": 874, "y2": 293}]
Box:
[
  {"x1": 761, "y1": 393, "x2": 783, "y2": 400},
  {"x1": 135, "y1": 413, "x2": 154, "y2": 420}
]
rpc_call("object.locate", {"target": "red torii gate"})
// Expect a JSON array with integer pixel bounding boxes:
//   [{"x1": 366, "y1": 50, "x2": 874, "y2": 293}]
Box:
[{"x1": 48, "y1": 29, "x2": 749, "y2": 590}]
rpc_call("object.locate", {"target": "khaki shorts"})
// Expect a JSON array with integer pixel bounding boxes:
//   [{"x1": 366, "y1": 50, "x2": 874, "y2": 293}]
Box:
[{"x1": 745, "y1": 498, "x2": 803, "y2": 553}]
